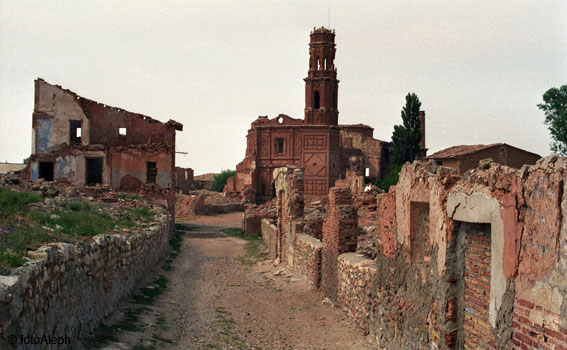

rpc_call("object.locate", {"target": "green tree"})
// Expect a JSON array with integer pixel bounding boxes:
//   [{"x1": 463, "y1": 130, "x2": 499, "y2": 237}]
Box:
[
  {"x1": 538, "y1": 85, "x2": 567, "y2": 156},
  {"x1": 210, "y1": 169, "x2": 236, "y2": 192},
  {"x1": 372, "y1": 165, "x2": 402, "y2": 192},
  {"x1": 390, "y1": 93, "x2": 422, "y2": 165}
]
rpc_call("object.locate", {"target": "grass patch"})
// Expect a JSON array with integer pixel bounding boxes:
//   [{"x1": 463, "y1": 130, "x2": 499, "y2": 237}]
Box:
[
  {"x1": 162, "y1": 230, "x2": 183, "y2": 272},
  {"x1": 132, "y1": 346, "x2": 155, "y2": 350},
  {"x1": 83, "y1": 306, "x2": 148, "y2": 348},
  {"x1": 132, "y1": 275, "x2": 168, "y2": 305},
  {"x1": 174, "y1": 223, "x2": 194, "y2": 231},
  {"x1": 221, "y1": 228, "x2": 268, "y2": 267},
  {"x1": 125, "y1": 206, "x2": 154, "y2": 220},
  {"x1": 152, "y1": 333, "x2": 173, "y2": 343},
  {"x1": 32, "y1": 205, "x2": 115, "y2": 238},
  {"x1": 221, "y1": 228, "x2": 261, "y2": 242},
  {"x1": 0, "y1": 187, "x2": 162, "y2": 273},
  {"x1": 0, "y1": 187, "x2": 41, "y2": 216},
  {"x1": 213, "y1": 305, "x2": 247, "y2": 349}
]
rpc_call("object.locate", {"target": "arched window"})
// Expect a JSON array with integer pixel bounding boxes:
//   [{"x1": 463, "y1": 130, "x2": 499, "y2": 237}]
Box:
[
  {"x1": 316, "y1": 56, "x2": 320, "y2": 70},
  {"x1": 324, "y1": 57, "x2": 327, "y2": 70},
  {"x1": 314, "y1": 90, "x2": 320, "y2": 109}
]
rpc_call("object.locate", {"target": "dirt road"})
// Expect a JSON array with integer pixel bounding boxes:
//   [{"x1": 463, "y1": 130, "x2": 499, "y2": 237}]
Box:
[{"x1": 93, "y1": 212, "x2": 379, "y2": 350}]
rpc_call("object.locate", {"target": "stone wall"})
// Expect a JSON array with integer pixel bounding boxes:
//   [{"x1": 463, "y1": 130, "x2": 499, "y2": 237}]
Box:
[
  {"x1": 337, "y1": 253, "x2": 376, "y2": 332},
  {"x1": 293, "y1": 234, "x2": 322, "y2": 289},
  {"x1": 0, "y1": 215, "x2": 171, "y2": 349},
  {"x1": 261, "y1": 218, "x2": 277, "y2": 261}
]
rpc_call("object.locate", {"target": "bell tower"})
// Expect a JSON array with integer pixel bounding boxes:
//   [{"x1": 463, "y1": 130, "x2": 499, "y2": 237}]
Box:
[{"x1": 304, "y1": 27, "x2": 339, "y2": 125}]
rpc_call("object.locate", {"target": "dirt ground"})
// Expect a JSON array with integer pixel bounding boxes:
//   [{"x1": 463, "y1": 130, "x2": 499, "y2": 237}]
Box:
[{"x1": 94, "y1": 212, "x2": 381, "y2": 350}]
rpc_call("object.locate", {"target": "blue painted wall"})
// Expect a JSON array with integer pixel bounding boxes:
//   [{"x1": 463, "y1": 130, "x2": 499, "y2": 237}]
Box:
[{"x1": 36, "y1": 118, "x2": 52, "y2": 153}]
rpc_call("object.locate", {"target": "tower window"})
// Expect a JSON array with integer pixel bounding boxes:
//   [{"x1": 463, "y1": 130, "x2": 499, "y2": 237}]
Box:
[
  {"x1": 275, "y1": 138, "x2": 284, "y2": 154},
  {"x1": 314, "y1": 91, "x2": 320, "y2": 109}
]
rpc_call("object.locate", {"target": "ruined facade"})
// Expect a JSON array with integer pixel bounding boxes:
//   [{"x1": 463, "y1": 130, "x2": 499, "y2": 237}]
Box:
[
  {"x1": 229, "y1": 28, "x2": 397, "y2": 202},
  {"x1": 27, "y1": 79, "x2": 182, "y2": 214},
  {"x1": 263, "y1": 156, "x2": 567, "y2": 349},
  {"x1": 426, "y1": 143, "x2": 540, "y2": 174},
  {"x1": 175, "y1": 166, "x2": 194, "y2": 194}
]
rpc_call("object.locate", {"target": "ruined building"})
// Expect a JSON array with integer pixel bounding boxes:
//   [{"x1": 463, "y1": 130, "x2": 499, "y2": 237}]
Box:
[
  {"x1": 175, "y1": 166, "x2": 194, "y2": 194},
  {"x1": 426, "y1": 143, "x2": 541, "y2": 174},
  {"x1": 227, "y1": 28, "x2": 399, "y2": 202},
  {"x1": 26, "y1": 78, "x2": 183, "y2": 214},
  {"x1": 264, "y1": 155, "x2": 567, "y2": 349}
]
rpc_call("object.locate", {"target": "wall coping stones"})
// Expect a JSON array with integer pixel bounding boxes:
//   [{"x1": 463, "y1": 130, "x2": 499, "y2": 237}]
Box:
[{"x1": 297, "y1": 233, "x2": 322, "y2": 249}]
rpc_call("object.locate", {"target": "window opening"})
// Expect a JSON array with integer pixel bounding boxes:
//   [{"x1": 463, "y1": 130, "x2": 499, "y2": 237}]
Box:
[
  {"x1": 119, "y1": 128, "x2": 127, "y2": 136},
  {"x1": 276, "y1": 138, "x2": 284, "y2": 154},
  {"x1": 70, "y1": 121, "x2": 82, "y2": 144},
  {"x1": 147, "y1": 162, "x2": 157, "y2": 184},
  {"x1": 314, "y1": 91, "x2": 320, "y2": 109}
]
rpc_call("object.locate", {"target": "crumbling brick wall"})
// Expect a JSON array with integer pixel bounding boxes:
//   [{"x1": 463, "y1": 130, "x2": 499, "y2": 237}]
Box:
[
  {"x1": 321, "y1": 187, "x2": 358, "y2": 302},
  {"x1": 28, "y1": 79, "x2": 182, "y2": 223},
  {"x1": 510, "y1": 156, "x2": 567, "y2": 350},
  {"x1": 365, "y1": 156, "x2": 567, "y2": 349},
  {"x1": 261, "y1": 218, "x2": 278, "y2": 261},
  {"x1": 273, "y1": 166, "x2": 304, "y2": 266}
]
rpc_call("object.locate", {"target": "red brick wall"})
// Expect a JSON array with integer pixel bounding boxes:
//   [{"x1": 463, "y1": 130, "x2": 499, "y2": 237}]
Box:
[
  {"x1": 321, "y1": 187, "x2": 357, "y2": 301},
  {"x1": 463, "y1": 226, "x2": 496, "y2": 349},
  {"x1": 513, "y1": 299, "x2": 567, "y2": 349},
  {"x1": 376, "y1": 190, "x2": 396, "y2": 259}
]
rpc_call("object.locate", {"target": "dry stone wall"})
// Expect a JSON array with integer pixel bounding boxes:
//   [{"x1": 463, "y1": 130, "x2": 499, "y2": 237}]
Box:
[
  {"x1": 0, "y1": 215, "x2": 171, "y2": 349},
  {"x1": 337, "y1": 253, "x2": 376, "y2": 332}
]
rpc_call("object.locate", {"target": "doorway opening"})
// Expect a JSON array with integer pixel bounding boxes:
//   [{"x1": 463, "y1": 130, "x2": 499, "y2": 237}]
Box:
[
  {"x1": 86, "y1": 158, "x2": 103, "y2": 184},
  {"x1": 39, "y1": 161, "x2": 54, "y2": 181}
]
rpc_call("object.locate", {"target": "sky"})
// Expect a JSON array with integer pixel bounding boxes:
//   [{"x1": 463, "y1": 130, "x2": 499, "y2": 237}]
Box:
[{"x1": 1, "y1": 1, "x2": 566, "y2": 175}]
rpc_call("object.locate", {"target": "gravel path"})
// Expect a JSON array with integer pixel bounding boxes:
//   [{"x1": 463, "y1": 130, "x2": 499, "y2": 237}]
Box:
[{"x1": 94, "y1": 212, "x2": 380, "y2": 350}]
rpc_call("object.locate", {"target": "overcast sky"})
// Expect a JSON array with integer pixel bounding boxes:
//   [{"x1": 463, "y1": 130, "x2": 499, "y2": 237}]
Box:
[{"x1": 1, "y1": 1, "x2": 566, "y2": 175}]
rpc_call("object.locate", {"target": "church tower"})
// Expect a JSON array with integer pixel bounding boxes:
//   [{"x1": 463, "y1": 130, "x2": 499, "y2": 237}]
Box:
[{"x1": 304, "y1": 27, "x2": 339, "y2": 125}]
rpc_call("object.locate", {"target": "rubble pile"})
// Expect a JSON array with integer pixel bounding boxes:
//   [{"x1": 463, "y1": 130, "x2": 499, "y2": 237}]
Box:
[
  {"x1": 303, "y1": 200, "x2": 325, "y2": 240},
  {"x1": 175, "y1": 190, "x2": 244, "y2": 219},
  {"x1": 242, "y1": 198, "x2": 277, "y2": 235}
]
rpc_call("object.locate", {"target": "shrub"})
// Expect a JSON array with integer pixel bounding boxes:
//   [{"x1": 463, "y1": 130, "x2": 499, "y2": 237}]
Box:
[
  {"x1": 210, "y1": 170, "x2": 236, "y2": 192},
  {"x1": 372, "y1": 165, "x2": 402, "y2": 192}
]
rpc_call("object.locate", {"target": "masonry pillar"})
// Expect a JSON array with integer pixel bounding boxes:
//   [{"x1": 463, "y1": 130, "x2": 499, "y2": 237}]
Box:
[
  {"x1": 274, "y1": 166, "x2": 305, "y2": 266},
  {"x1": 321, "y1": 187, "x2": 358, "y2": 301}
]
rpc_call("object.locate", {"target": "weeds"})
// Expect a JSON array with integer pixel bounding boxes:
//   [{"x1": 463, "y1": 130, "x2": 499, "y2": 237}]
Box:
[
  {"x1": 132, "y1": 275, "x2": 168, "y2": 305},
  {"x1": 0, "y1": 187, "x2": 160, "y2": 273},
  {"x1": 213, "y1": 306, "x2": 247, "y2": 349},
  {"x1": 0, "y1": 187, "x2": 41, "y2": 216},
  {"x1": 174, "y1": 223, "x2": 194, "y2": 232},
  {"x1": 221, "y1": 228, "x2": 268, "y2": 267},
  {"x1": 83, "y1": 306, "x2": 148, "y2": 348}
]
